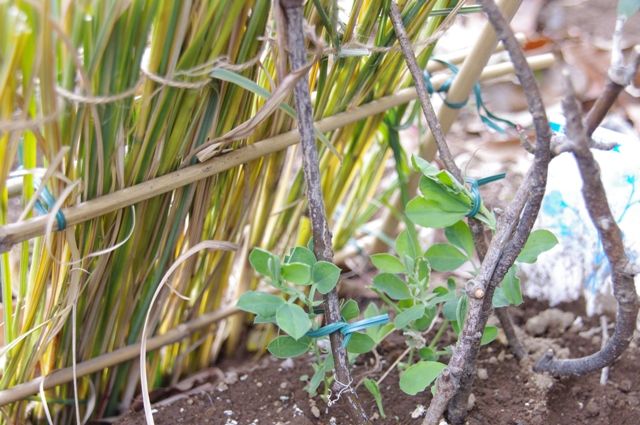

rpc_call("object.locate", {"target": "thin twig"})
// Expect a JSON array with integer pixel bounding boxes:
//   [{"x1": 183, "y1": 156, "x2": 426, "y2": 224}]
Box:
[
  {"x1": 424, "y1": 0, "x2": 553, "y2": 422},
  {"x1": 388, "y1": 1, "x2": 462, "y2": 182},
  {"x1": 388, "y1": 2, "x2": 531, "y2": 423},
  {"x1": 280, "y1": 1, "x2": 369, "y2": 423},
  {"x1": 533, "y1": 71, "x2": 638, "y2": 376}
]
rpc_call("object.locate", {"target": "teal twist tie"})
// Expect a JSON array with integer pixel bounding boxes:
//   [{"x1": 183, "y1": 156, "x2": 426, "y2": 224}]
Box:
[
  {"x1": 423, "y1": 59, "x2": 517, "y2": 133},
  {"x1": 306, "y1": 313, "x2": 389, "y2": 347},
  {"x1": 33, "y1": 184, "x2": 67, "y2": 231},
  {"x1": 465, "y1": 173, "x2": 506, "y2": 218}
]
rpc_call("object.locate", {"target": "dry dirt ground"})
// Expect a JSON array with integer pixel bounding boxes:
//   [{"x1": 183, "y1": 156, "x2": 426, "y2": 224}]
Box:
[{"x1": 116, "y1": 299, "x2": 640, "y2": 425}]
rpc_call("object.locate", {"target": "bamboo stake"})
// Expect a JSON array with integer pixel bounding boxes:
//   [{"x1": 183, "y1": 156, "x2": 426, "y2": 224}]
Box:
[
  {"x1": 0, "y1": 306, "x2": 239, "y2": 407},
  {"x1": 0, "y1": 54, "x2": 554, "y2": 252},
  {"x1": 422, "y1": 0, "x2": 523, "y2": 158}
]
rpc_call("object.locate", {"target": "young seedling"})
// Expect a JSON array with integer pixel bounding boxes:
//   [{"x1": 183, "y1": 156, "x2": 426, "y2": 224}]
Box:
[
  {"x1": 237, "y1": 244, "x2": 390, "y2": 400},
  {"x1": 367, "y1": 156, "x2": 557, "y2": 398}
]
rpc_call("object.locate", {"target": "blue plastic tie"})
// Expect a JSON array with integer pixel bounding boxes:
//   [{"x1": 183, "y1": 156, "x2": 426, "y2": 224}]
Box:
[
  {"x1": 33, "y1": 183, "x2": 67, "y2": 231},
  {"x1": 306, "y1": 313, "x2": 389, "y2": 347},
  {"x1": 465, "y1": 173, "x2": 506, "y2": 218},
  {"x1": 423, "y1": 59, "x2": 517, "y2": 132}
]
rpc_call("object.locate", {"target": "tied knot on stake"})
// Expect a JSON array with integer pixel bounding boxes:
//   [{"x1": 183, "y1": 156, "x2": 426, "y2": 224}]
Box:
[
  {"x1": 465, "y1": 173, "x2": 506, "y2": 218},
  {"x1": 305, "y1": 313, "x2": 389, "y2": 348},
  {"x1": 33, "y1": 180, "x2": 67, "y2": 231},
  {"x1": 423, "y1": 58, "x2": 517, "y2": 133}
]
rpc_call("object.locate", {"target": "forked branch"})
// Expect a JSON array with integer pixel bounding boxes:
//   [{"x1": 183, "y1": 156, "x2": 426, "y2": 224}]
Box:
[
  {"x1": 388, "y1": 1, "x2": 544, "y2": 423},
  {"x1": 533, "y1": 71, "x2": 639, "y2": 376}
]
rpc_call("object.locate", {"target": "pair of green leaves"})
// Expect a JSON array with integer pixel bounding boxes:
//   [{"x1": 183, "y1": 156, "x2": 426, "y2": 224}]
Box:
[
  {"x1": 248, "y1": 246, "x2": 341, "y2": 294},
  {"x1": 237, "y1": 292, "x2": 311, "y2": 340},
  {"x1": 406, "y1": 157, "x2": 496, "y2": 230}
]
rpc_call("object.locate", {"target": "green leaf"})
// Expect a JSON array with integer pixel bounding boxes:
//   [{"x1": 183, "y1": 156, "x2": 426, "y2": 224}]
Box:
[
  {"x1": 249, "y1": 248, "x2": 277, "y2": 279},
  {"x1": 443, "y1": 297, "x2": 458, "y2": 321},
  {"x1": 312, "y1": 261, "x2": 341, "y2": 294},
  {"x1": 618, "y1": 0, "x2": 640, "y2": 18},
  {"x1": 445, "y1": 221, "x2": 474, "y2": 258},
  {"x1": 346, "y1": 333, "x2": 375, "y2": 354},
  {"x1": 517, "y1": 229, "x2": 558, "y2": 263},
  {"x1": 399, "y1": 361, "x2": 446, "y2": 395},
  {"x1": 480, "y1": 326, "x2": 498, "y2": 346},
  {"x1": 502, "y1": 265, "x2": 523, "y2": 306},
  {"x1": 418, "y1": 347, "x2": 438, "y2": 361},
  {"x1": 414, "y1": 306, "x2": 437, "y2": 331},
  {"x1": 211, "y1": 68, "x2": 296, "y2": 118},
  {"x1": 456, "y1": 294, "x2": 468, "y2": 328},
  {"x1": 253, "y1": 315, "x2": 277, "y2": 324},
  {"x1": 395, "y1": 229, "x2": 419, "y2": 261},
  {"x1": 281, "y1": 262, "x2": 311, "y2": 285},
  {"x1": 237, "y1": 291, "x2": 284, "y2": 317},
  {"x1": 394, "y1": 305, "x2": 425, "y2": 329},
  {"x1": 372, "y1": 273, "x2": 412, "y2": 300},
  {"x1": 341, "y1": 299, "x2": 360, "y2": 321},
  {"x1": 492, "y1": 287, "x2": 510, "y2": 308},
  {"x1": 412, "y1": 155, "x2": 439, "y2": 176},
  {"x1": 406, "y1": 197, "x2": 467, "y2": 229},
  {"x1": 425, "y1": 244, "x2": 467, "y2": 272},
  {"x1": 363, "y1": 378, "x2": 386, "y2": 418},
  {"x1": 370, "y1": 253, "x2": 405, "y2": 273},
  {"x1": 416, "y1": 257, "x2": 431, "y2": 285},
  {"x1": 368, "y1": 323, "x2": 394, "y2": 344},
  {"x1": 288, "y1": 246, "x2": 316, "y2": 267},
  {"x1": 363, "y1": 302, "x2": 381, "y2": 318},
  {"x1": 276, "y1": 303, "x2": 312, "y2": 340},
  {"x1": 267, "y1": 336, "x2": 311, "y2": 358},
  {"x1": 306, "y1": 355, "x2": 332, "y2": 396}
]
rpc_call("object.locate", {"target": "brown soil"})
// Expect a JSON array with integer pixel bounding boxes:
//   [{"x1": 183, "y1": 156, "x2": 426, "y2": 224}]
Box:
[{"x1": 115, "y1": 299, "x2": 640, "y2": 425}]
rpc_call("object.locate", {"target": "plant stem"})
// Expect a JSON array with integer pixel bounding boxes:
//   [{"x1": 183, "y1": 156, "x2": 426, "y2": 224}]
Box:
[
  {"x1": 280, "y1": 1, "x2": 369, "y2": 423},
  {"x1": 428, "y1": 319, "x2": 449, "y2": 350}
]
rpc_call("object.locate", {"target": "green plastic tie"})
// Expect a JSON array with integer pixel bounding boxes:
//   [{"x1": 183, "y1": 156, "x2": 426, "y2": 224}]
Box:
[
  {"x1": 423, "y1": 59, "x2": 517, "y2": 132},
  {"x1": 33, "y1": 180, "x2": 67, "y2": 231},
  {"x1": 306, "y1": 313, "x2": 389, "y2": 347},
  {"x1": 465, "y1": 173, "x2": 506, "y2": 218}
]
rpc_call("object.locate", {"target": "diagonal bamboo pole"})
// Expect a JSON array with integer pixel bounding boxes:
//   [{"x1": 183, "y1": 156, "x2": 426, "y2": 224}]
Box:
[{"x1": 0, "y1": 54, "x2": 554, "y2": 253}]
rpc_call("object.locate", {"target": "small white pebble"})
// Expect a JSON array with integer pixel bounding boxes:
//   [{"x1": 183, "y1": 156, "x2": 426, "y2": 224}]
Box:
[
  {"x1": 477, "y1": 368, "x2": 489, "y2": 380},
  {"x1": 280, "y1": 358, "x2": 295, "y2": 370},
  {"x1": 311, "y1": 405, "x2": 320, "y2": 418},
  {"x1": 280, "y1": 395, "x2": 289, "y2": 401},
  {"x1": 180, "y1": 408, "x2": 185, "y2": 413},
  {"x1": 292, "y1": 404, "x2": 304, "y2": 416},
  {"x1": 240, "y1": 374, "x2": 248, "y2": 381},
  {"x1": 411, "y1": 404, "x2": 426, "y2": 418},
  {"x1": 223, "y1": 410, "x2": 233, "y2": 416}
]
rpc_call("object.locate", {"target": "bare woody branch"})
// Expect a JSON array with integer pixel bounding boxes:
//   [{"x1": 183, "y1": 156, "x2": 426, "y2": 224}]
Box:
[
  {"x1": 533, "y1": 71, "x2": 638, "y2": 376},
  {"x1": 422, "y1": 0, "x2": 553, "y2": 422},
  {"x1": 387, "y1": 0, "x2": 525, "y2": 364},
  {"x1": 279, "y1": 1, "x2": 370, "y2": 423}
]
